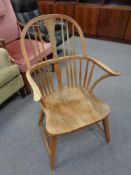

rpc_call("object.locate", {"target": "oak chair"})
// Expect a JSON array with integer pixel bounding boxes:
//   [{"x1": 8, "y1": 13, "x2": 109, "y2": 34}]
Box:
[{"x1": 20, "y1": 14, "x2": 120, "y2": 170}]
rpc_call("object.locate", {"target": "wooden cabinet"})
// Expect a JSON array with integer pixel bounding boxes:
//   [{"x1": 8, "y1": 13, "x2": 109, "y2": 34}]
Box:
[
  {"x1": 97, "y1": 5, "x2": 130, "y2": 39},
  {"x1": 38, "y1": 1, "x2": 75, "y2": 17},
  {"x1": 38, "y1": 1, "x2": 53, "y2": 14},
  {"x1": 52, "y1": 3, "x2": 75, "y2": 18},
  {"x1": 74, "y1": 4, "x2": 100, "y2": 35},
  {"x1": 124, "y1": 13, "x2": 131, "y2": 41},
  {"x1": 38, "y1": 1, "x2": 131, "y2": 42}
]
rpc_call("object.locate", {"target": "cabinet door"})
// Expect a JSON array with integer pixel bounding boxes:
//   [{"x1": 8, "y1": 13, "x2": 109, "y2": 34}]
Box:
[
  {"x1": 97, "y1": 6, "x2": 130, "y2": 39},
  {"x1": 52, "y1": 4, "x2": 75, "y2": 18},
  {"x1": 38, "y1": 2, "x2": 53, "y2": 14},
  {"x1": 124, "y1": 13, "x2": 131, "y2": 41},
  {"x1": 74, "y1": 5, "x2": 100, "y2": 35}
]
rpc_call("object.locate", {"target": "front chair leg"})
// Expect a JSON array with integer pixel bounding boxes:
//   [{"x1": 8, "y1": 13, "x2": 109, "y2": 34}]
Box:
[
  {"x1": 102, "y1": 116, "x2": 110, "y2": 143},
  {"x1": 50, "y1": 136, "x2": 57, "y2": 171}
]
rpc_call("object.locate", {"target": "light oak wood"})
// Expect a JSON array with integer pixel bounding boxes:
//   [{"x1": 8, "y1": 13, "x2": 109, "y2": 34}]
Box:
[
  {"x1": 44, "y1": 87, "x2": 111, "y2": 135},
  {"x1": 20, "y1": 14, "x2": 120, "y2": 170}
]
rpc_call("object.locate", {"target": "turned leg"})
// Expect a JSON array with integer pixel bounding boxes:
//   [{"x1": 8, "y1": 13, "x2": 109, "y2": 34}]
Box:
[
  {"x1": 102, "y1": 116, "x2": 110, "y2": 143},
  {"x1": 50, "y1": 136, "x2": 57, "y2": 171},
  {"x1": 38, "y1": 110, "x2": 44, "y2": 126}
]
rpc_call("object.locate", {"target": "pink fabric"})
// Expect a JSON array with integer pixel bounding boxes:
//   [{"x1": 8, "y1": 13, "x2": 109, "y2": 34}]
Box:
[
  {"x1": 0, "y1": 1, "x2": 6, "y2": 17},
  {"x1": 6, "y1": 39, "x2": 52, "y2": 72},
  {"x1": 0, "y1": 0, "x2": 20, "y2": 43},
  {"x1": 0, "y1": 0, "x2": 52, "y2": 72}
]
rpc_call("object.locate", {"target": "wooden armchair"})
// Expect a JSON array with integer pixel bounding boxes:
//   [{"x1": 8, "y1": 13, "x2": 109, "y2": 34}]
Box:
[{"x1": 20, "y1": 14, "x2": 120, "y2": 170}]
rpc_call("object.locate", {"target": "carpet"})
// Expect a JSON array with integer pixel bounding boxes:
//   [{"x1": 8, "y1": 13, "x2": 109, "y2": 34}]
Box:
[{"x1": 0, "y1": 38, "x2": 131, "y2": 175}]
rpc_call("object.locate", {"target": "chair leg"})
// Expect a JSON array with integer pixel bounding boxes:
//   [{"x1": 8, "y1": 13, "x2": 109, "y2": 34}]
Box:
[
  {"x1": 38, "y1": 110, "x2": 44, "y2": 126},
  {"x1": 21, "y1": 72, "x2": 31, "y2": 95},
  {"x1": 102, "y1": 116, "x2": 110, "y2": 143},
  {"x1": 19, "y1": 87, "x2": 26, "y2": 98},
  {"x1": 50, "y1": 136, "x2": 57, "y2": 171}
]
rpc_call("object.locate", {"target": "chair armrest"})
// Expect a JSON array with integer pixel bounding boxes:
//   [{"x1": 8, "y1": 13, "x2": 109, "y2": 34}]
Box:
[
  {"x1": 87, "y1": 55, "x2": 120, "y2": 76},
  {"x1": 26, "y1": 70, "x2": 41, "y2": 101},
  {"x1": 85, "y1": 55, "x2": 120, "y2": 93},
  {"x1": 0, "y1": 48, "x2": 11, "y2": 67},
  {"x1": 8, "y1": 54, "x2": 16, "y2": 64},
  {"x1": 0, "y1": 40, "x2": 16, "y2": 65}
]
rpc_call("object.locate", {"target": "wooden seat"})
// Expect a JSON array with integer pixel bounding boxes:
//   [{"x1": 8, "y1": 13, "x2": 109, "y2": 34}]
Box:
[
  {"x1": 44, "y1": 87, "x2": 111, "y2": 135},
  {"x1": 20, "y1": 14, "x2": 120, "y2": 170}
]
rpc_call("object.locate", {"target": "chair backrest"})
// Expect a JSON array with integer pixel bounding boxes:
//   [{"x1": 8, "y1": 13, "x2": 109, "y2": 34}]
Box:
[
  {"x1": 11, "y1": 0, "x2": 49, "y2": 42},
  {"x1": 0, "y1": 0, "x2": 20, "y2": 44},
  {"x1": 21, "y1": 14, "x2": 104, "y2": 99},
  {"x1": 21, "y1": 14, "x2": 87, "y2": 67},
  {"x1": 11, "y1": 0, "x2": 41, "y2": 25},
  {"x1": 11, "y1": 0, "x2": 39, "y2": 13}
]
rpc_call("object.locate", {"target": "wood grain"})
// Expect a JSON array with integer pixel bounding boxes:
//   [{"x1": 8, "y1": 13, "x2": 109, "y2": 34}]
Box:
[
  {"x1": 38, "y1": 1, "x2": 53, "y2": 14},
  {"x1": 97, "y1": 5, "x2": 130, "y2": 39},
  {"x1": 53, "y1": 3, "x2": 75, "y2": 18},
  {"x1": 38, "y1": 1, "x2": 131, "y2": 42},
  {"x1": 75, "y1": 4, "x2": 101, "y2": 35},
  {"x1": 44, "y1": 87, "x2": 111, "y2": 135},
  {"x1": 124, "y1": 13, "x2": 131, "y2": 41}
]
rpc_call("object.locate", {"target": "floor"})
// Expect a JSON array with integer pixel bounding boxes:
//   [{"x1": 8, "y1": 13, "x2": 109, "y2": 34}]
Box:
[{"x1": 0, "y1": 38, "x2": 131, "y2": 175}]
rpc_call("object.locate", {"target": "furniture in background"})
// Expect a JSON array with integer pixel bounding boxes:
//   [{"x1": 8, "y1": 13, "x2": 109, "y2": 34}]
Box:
[
  {"x1": 11, "y1": 0, "x2": 72, "y2": 47},
  {"x1": 0, "y1": 0, "x2": 52, "y2": 94},
  {"x1": 38, "y1": 0, "x2": 131, "y2": 42},
  {"x1": 0, "y1": 48, "x2": 24, "y2": 105},
  {"x1": 20, "y1": 14, "x2": 120, "y2": 170}
]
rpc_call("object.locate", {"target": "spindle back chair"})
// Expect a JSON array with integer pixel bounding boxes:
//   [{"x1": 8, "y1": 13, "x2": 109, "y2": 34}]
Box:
[{"x1": 20, "y1": 14, "x2": 120, "y2": 170}]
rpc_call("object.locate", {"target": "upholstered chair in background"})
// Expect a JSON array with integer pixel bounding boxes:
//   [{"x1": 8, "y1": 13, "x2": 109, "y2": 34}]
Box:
[
  {"x1": 0, "y1": 48, "x2": 24, "y2": 105},
  {"x1": 11, "y1": 0, "x2": 71, "y2": 47},
  {"x1": 0, "y1": 0, "x2": 52, "y2": 94}
]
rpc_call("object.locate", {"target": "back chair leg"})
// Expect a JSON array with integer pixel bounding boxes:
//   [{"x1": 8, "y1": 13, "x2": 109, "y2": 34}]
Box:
[
  {"x1": 21, "y1": 72, "x2": 31, "y2": 95},
  {"x1": 102, "y1": 116, "x2": 110, "y2": 143},
  {"x1": 50, "y1": 136, "x2": 57, "y2": 171},
  {"x1": 19, "y1": 87, "x2": 26, "y2": 98},
  {"x1": 39, "y1": 110, "x2": 44, "y2": 126}
]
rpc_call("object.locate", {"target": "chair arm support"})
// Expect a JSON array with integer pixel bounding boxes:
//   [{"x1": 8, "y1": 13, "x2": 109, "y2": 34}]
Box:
[
  {"x1": 26, "y1": 71, "x2": 41, "y2": 101},
  {"x1": 87, "y1": 55, "x2": 120, "y2": 76},
  {"x1": 89, "y1": 73, "x2": 111, "y2": 93},
  {"x1": 0, "y1": 48, "x2": 12, "y2": 66}
]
